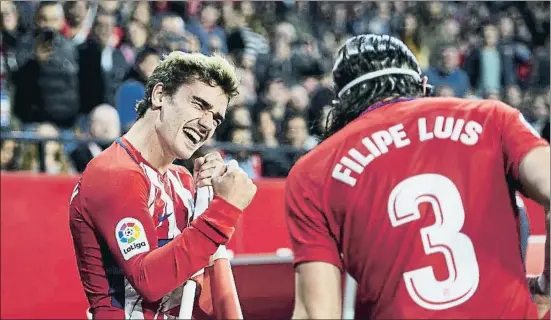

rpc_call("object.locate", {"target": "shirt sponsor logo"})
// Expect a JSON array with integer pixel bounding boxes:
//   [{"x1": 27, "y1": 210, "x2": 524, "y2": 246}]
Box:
[{"x1": 116, "y1": 218, "x2": 150, "y2": 260}]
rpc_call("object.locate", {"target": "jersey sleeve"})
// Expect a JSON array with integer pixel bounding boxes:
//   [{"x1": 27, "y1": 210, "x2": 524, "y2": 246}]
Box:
[
  {"x1": 285, "y1": 165, "x2": 343, "y2": 271},
  {"x1": 82, "y1": 168, "x2": 242, "y2": 302},
  {"x1": 499, "y1": 102, "x2": 549, "y2": 182}
]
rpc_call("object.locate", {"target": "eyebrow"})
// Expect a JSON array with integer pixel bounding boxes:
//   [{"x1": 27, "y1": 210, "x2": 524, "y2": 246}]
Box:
[{"x1": 192, "y1": 95, "x2": 225, "y2": 123}]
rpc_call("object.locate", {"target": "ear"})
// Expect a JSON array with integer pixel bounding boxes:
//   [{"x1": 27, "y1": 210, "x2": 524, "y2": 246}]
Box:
[{"x1": 150, "y1": 83, "x2": 164, "y2": 110}]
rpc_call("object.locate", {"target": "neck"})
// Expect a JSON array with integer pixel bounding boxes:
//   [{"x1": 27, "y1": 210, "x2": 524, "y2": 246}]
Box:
[{"x1": 124, "y1": 118, "x2": 174, "y2": 173}]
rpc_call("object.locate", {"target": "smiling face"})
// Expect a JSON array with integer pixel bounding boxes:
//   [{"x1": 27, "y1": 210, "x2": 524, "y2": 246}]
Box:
[{"x1": 151, "y1": 80, "x2": 228, "y2": 160}]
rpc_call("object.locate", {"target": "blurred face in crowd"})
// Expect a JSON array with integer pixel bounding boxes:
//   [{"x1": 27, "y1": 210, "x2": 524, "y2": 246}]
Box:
[
  {"x1": 266, "y1": 80, "x2": 289, "y2": 105},
  {"x1": 404, "y1": 14, "x2": 418, "y2": 35},
  {"x1": 94, "y1": 14, "x2": 115, "y2": 47},
  {"x1": 505, "y1": 86, "x2": 522, "y2": 107},
  {"x1": 90, "y1": 105, "x2": 121, "y2": 142},
  {"x1": 429, "y1": 2, "x2": 443, "y2": 17},
  {"x1": 443, "y1": 18, "x2": 460, "y2": 41},
  {"x1": 259, "y1": 111, "x2": 277, "y2": 138},
  {"x1": 35, "y1": 3, "x2": 64, "y2": 31},
  {"x1": 534, "y1": 95, "x2": 549, "y2": 120},
  {"x1": 99, "y1": 0, "x2": 119, "y2": 15},
  {"x1": 442, "y1": 46, "x2": 460, "y2": 72},
  {"x1": 128, "y1": 20, "x2": 148, "y2": 48},
  {"x1": 231, "y1": 128, "x2": 253, "y2": 159},
  {"x1": 231, "y1": 128, "x2": 253, "y2": 146},
  {"x1": 201, "y1": 6, "x2": 220, "y2": 28},
  {"x1": 161, "y1": 16, "x2": 185, "y2": 35},
  {"x1": 240, "y1": 1, "x2": 254, "y2": 19},
  {"x1": 499, "y1": 17, "x2": 515, "y2": 40},
  {"x1": 394, "y1": 1, "x2": 406, "y2": 13},
  {"x1": 275, "y1": 22, "x2": 296, "y2": 44},
  {"x1": 37, "y1": 123, "x2": 61, "y2": 157},
  {"x1": 376, "y1": 2, "x2": 389, "y2": 16},
  {"x1": 437, "y1": 86, "x2": 456, "y2": 97},
  {"x1": 286, "y1": 116, "x2": 309, "y2": 148},
  {"x1": 1, "y1": 1, "x2": 18, "y2": 32},
  {"x1": 133, "y1": 1, "x2": 151, "y2": 26},
  {"x1": 64, "y1": 1, "x2": 88, "y2": 27},
  {"x1": 334, "y1": 5, "x2": 347, "y2": 23},
  {"x1": 289, "y1": 86, "x2": 310, "y2": 112},
  {"x1": 231, "y1": 106, "x2": 252, "y2": 128},
  {"x1": 483, "y1": 24, "x2": 500, "y2": 47},
  {"x1": 1, "y1": 140, "x2": 17, "y2": 169},
  {"x1": 241, "y1": 52, "x2": 256, "y2": 70},
  {"x1": 139, "y1": 53, "x2": 160, "y2": 79},
  {"x1": 209, "y1": 34, "x2": 223, "y2": 54},
  {"x1": 151, "y1": 80, "x2": 229, "y2": 160}
]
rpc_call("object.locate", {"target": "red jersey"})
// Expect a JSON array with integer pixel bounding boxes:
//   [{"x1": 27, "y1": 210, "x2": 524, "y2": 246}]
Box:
[
  {"x1": 286, "y1": 97, "x2": 549, "y2": 319},
  {"x1": 69, "y1": 137, "x2": 241, "y2": 319}
]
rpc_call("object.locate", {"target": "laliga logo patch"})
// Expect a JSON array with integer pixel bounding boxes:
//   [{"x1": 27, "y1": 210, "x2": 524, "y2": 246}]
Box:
[{"x1": 116, "y1": 218, "x2": 150, "y2": 260}]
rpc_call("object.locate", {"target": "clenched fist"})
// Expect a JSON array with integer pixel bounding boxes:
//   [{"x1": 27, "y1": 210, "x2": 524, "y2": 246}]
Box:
[
  {"x1": 211, "y1": 160, "x2": 257, "y2": 211},
  {"x1": 194, "y1": 152, "x2": 226, "y2": 188}
]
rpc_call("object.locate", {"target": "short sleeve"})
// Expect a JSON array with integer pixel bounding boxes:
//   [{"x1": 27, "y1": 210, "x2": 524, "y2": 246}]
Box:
[
  {"x1": 499, "y1": 102, "x2": 549, "y2": 182},
  {"x1": 285, "y1": 165, "x2": 343, "y2": 271}
]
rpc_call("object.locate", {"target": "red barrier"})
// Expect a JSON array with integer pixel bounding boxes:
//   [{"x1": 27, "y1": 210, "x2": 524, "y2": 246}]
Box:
[{"x1": 0, "y1": 172, "x2": 546, "y2": 319}]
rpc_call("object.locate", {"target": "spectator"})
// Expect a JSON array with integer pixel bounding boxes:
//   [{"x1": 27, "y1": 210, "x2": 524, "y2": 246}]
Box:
[
  {"x1": 256, "y1": 110, "x2": 279, "y2": 148},
  {"x1": 119, "y1": 19, "x2": 150, "y2": 64},
  {"x1": 284, "y1": 114, "x2": 317, "y2": 151},
  {"x1": 464, "y1": 24, "x2": 516, "y2": 95},
  {"x1": 2, "y1": 1, "x2": 550, "y2": 177},
  {"x1": 531, "y1": 92, "x2": 550, "y2": 133},
  {"x1": 77, "y1": 11, "x2": 128, "y2": 121},
  {"x1": 0, "y1": 137, "x2": 20, "y2": 171},
  {"x1": 0, "y1": 119, "x2": 22, "y2": 171},
  {"x1": 505, "y1": 85, "x2": 523, "y2": 109},
  {"x1": 70, "y1": 104, "x2": 120, "y2": 173},
  {"x1": 21, "y1": 122, "x2": 74, "y2": 174},
  {"x1": 424, "y1": 43, "x2": 471, "y2": 97},
  {"x1": 61, "y1": 0, "x2": 91, "y2": 45},
  {"x1": 254, "y1": 78, "x2": 290, "y2": 127},
  {"x1": 13, "y1": 1, "x2": 80, "y2": 133},
  {"x1": 130, "y1": 1, "x2": 151, "y2": 27},
  {"x1": 223, "y1": 127, "x2": 261, "y2": 179},
  {"x1": 157, "y1": 13, "x2": 201, "y2": 53},
  {"x1": 218, "y1": 104, "x2": 252, "y2": 142},
  {"x1": 399, "y1": 13, "x2": 429, "y2": 69},
  {"x1": 116, "y1": 47, "x2": 160, "y2": 131},
  {"x1": 288, "y1": 85, "x2": 310, "y2": 115},
  {"x1": 1, "y1": 0, "x2": 25, "y2": 53},
  {"x1": 199, "y1": 5, "x2": 227, "y2": 53}
]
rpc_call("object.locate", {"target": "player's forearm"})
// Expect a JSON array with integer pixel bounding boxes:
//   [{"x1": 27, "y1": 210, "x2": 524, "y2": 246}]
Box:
[{"x1": 129, "y1": 197, "x2": 242, "y2": 302}]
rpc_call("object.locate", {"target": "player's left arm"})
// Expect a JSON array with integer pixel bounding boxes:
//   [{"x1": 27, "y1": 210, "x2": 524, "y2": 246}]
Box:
[
  {"x1": 285, "y1": 167, "x2": 343, "y2": 319},
  {"x1": 500, "y1": 103, "x2": 550, "y2": 316}
]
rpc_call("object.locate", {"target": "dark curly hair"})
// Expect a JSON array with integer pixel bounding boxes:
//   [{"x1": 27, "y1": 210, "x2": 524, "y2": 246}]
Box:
[
  {"x1": 324, "y1": 34, "x2": 427, "y2": 139},
  {"x1": 135, "y1": 52, "x2": 240, "y2": 118}
]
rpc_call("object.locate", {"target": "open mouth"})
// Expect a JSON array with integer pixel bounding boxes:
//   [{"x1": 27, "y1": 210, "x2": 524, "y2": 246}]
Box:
[{"x1": 183, "y1": 127, "x2": 204, "y2": 144}]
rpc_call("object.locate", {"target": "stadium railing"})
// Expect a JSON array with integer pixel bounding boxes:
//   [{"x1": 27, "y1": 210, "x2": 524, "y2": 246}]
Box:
[{"x1": 1, "y1": 131, "x2": 306, "y2": 173}]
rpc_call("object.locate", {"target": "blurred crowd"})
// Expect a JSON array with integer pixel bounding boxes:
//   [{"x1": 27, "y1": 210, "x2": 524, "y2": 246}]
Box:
[{"x1": 0, "y1": 1, "x2": 549, "y2": 177}]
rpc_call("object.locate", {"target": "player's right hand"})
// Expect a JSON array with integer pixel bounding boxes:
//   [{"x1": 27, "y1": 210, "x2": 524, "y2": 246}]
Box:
[
  {"x1": 528, "y1": 275, "x2": 550, "y2": 319},
  {"x1": 211, "y1": 160, "x2": 257, "y2": 211}
]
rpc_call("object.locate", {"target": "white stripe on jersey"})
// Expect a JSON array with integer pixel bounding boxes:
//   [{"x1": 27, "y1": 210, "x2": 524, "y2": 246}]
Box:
[
  {"x1": 166, "y1": 171, "x2": 194, "y2": 225},
  {"x1": 142, "y1": 165, "x2": 181, "y2": 238}
]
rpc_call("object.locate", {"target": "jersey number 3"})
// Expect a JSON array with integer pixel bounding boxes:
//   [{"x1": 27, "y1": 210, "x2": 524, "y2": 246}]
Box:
[{"x1": 388, "y1": 173, "x2": 479, "y2": 310}]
